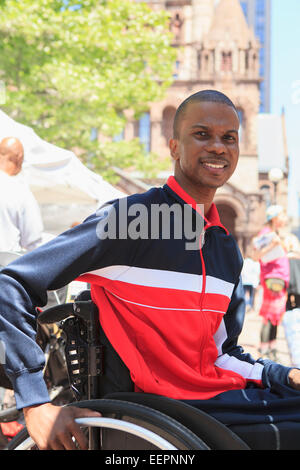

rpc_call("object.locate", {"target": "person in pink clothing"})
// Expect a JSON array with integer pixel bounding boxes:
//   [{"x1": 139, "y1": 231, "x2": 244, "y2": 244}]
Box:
[{"x1": 253, "y1": 205, "x2": 290, "y2": 360}]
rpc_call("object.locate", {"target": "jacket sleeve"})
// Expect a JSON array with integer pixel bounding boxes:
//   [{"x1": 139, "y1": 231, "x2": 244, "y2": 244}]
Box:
[
  {"x1": 214, "y1": 277, "x2": 292, "y2": 388},
  {"x1": 0, "y1": 205, "x2": 125, "y2": 409}
]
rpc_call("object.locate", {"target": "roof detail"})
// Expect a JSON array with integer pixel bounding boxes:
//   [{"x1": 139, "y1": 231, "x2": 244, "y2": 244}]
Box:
[{"x1": 204, "y1": 0, "x2": 259, "y2": 49}]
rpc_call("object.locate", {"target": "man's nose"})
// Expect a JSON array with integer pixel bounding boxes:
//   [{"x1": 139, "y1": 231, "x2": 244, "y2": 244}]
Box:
[{"x1": 205, "y1": 138, "x2": 226, "y2": 154}]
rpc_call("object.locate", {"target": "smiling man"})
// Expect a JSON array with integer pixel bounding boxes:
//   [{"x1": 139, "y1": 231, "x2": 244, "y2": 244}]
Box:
[
  {"x1": 170, "y1": 91, "x2": 240, "y2": 212},
  {"x1": 1, "y1": 90, "x2": 300, "y2": 451}
]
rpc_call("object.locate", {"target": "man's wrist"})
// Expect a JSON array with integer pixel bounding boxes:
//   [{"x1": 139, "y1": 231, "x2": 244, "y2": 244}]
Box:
[{"x1": 23, "y1": 402, "x2": 51, "y2": 417}]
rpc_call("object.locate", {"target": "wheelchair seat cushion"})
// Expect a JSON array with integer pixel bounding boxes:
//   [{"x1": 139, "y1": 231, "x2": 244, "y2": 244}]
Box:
[{"x1": 183, "y1": 383, "x2": 300, "y2": 450}]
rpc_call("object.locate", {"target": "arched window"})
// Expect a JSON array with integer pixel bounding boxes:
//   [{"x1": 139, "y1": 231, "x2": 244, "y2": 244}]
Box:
[
  {"x1": 221, "y1": 52, "x2": 232, "y2": 72},
  {"x1": 197, "y1": 50, "x2": 201, "y2": 70},
  {"x1": 138, "y1": 112, "x2": 151, "y2": 152},
  {"x1": 204, "y1": 54, "x2": 209, "y2": 72},
  {"x1": 173, "y1": 60, "x2": 180, "y2": 79},
  {"x1": 245, "y1": 50, "x2": 249, "y2": 70},
  {"x1": 170, "y1": 12, "x2": 183, "y2": 42}
]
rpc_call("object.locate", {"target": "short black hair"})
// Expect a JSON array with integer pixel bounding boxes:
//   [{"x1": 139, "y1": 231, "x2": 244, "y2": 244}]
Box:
[{"x1": 173, "y1": 89, "x2": 238, "y2": 139}]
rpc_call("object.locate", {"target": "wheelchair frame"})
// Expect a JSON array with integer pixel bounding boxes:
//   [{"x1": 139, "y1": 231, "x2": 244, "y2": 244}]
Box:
[{"x1": 5, "y1": 293, "x2": 250, "y2": 450}]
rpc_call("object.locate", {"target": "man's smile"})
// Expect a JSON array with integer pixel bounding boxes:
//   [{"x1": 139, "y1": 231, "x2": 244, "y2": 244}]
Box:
[{"x1": 200, "y1": 159, "x2": 229, "y2": 174}]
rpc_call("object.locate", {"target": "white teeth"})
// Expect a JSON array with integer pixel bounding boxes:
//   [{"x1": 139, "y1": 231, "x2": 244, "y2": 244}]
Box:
[{"x1": 205, "y1": 163, "x2": 225, "y2": 169}]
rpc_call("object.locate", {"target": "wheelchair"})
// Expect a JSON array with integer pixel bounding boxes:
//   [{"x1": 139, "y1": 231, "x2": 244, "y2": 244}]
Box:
[{"x1": 5, "y1": 290, "x2": 253, "y2": 451}]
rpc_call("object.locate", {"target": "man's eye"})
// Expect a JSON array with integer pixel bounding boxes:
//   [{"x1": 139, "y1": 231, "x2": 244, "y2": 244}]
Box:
[
  {"x1": 223, "y1": 135, "x2": 236, "y2": 141},
  {"x1": 195, "y1": 131, "x2": 208, "y2": 137}
]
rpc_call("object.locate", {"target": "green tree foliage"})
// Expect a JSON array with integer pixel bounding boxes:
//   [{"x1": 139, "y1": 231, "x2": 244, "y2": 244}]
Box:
[{"x1": 0, "y1": 0, "x2": 176, "y2": 180}]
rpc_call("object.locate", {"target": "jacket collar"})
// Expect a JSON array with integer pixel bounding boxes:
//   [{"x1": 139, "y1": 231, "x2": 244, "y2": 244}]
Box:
[{"x1": 165, "y1": 175, "x2": 229, "y2": 234}]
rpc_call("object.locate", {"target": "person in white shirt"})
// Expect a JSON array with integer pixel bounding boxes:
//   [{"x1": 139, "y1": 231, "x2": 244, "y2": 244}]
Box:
[
  {"x1": 0, "y1": 137, "x2": 43, "y2": 253},
  {"x1": 241, "y1": 250, "x2": 260, "y2": 312}
]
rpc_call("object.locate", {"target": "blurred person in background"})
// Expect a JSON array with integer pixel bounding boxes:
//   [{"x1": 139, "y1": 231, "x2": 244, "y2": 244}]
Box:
[
  {"x1": 0, "y1": 137, "x2": 43, "y2": 253},
  {"x1": 241, "y1": 246, "x2": 260, "y2": 312},
  {"x1": 252, "y1": 205, "x2": 290, "y2": 360},
  {"x1": 284, "y1": 232, "x2": 300, "y2": 311},
  {"x1": 0, "y1": 136, "x2": 44, "y2": 445}
]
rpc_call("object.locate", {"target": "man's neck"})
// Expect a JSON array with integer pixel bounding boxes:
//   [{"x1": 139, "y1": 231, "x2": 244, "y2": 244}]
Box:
[{"x1": 173, "y1": 174, "x2": 217, "y2": 215}]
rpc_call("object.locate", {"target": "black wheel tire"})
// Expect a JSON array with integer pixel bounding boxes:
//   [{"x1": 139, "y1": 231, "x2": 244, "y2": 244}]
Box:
[
  {"x1": 6, "y1": 399, "x2": 209, "y2": 450},
  {"x1": 72, "y1": 399, "x2": 209, "y2": 450},
  {"x1": 5, "y1": 427, "x2": 34, "y2": 450}
]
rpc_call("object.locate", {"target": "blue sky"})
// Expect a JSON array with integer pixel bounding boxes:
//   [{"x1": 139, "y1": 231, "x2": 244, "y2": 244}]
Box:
[{"x1": 271, "y1": 0, "x2": 300, "y2": 219}]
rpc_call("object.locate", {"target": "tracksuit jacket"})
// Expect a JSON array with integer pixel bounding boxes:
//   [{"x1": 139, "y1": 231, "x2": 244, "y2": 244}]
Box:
[{"x1": 0, "y1": 176, "x2": 292, "y2": 409}]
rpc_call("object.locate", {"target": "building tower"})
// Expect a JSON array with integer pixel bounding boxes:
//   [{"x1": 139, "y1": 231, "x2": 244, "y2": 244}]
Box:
[
  {"x1": 196, "y1": 0, "x2": 265, "y2": 249},
  {"x1": 239, "y1": 0, "x2": 272, "y2": 112}
]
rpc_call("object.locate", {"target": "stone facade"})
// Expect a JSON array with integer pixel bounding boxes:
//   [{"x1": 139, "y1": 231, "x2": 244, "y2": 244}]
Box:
[{"x1": 123, "y1": 0, "x2": 288, "y2": 252}]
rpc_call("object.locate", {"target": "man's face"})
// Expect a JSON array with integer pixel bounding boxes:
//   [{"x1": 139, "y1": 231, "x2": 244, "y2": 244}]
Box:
[
  {"x1": 8, "y1": 148, "x2": 24, "y2": 175},
  {"x1": 169, "y1": 101, "x2": 240, "y2": 191}
]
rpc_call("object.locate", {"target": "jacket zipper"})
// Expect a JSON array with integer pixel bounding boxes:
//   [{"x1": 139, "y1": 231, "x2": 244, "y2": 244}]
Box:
[
  {"x1": 198, "y1": 223, "x2": 229, "y2": 375},
  {"x1": 165, "y1": 177, "x2": 230, "y2": 374},
  {"x1": 198, "y1": 224, "x2": 209, "y2": 374}
]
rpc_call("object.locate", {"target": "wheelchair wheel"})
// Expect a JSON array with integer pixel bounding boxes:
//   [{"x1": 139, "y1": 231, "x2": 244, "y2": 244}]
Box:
[{"x1": 6, "y1": 399, "x2": 209, "y2": 450}]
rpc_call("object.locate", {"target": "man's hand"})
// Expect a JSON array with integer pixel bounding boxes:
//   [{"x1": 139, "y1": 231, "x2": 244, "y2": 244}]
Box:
[
  {"x1": 23, "y1": 402, "x2": 102, "y2": 450},
  {"x1": 288, "y1": 368, "x2": 300, "y2": 391}
]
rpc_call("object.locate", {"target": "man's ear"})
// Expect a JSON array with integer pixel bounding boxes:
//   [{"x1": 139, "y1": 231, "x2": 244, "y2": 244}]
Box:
[{"x1": 169, "y1": 138, "x2": 179, "y2": 161}]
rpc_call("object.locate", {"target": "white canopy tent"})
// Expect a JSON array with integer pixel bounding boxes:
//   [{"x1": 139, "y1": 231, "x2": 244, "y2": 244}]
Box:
[{"x1": 0, "y1": 110, "x2": 125, "y2": 235}]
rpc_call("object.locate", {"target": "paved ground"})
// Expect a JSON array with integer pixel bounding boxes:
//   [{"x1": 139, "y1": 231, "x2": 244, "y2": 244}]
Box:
[{"x1": 239, "y1": 307, "x2": 292, "y2": 367}]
